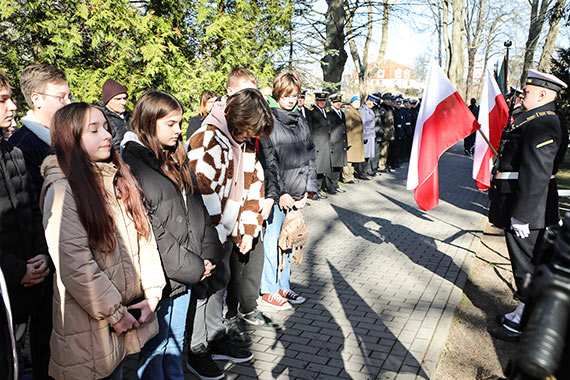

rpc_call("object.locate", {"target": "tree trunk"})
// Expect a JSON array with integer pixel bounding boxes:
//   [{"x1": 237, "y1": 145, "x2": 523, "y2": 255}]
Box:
[
  {"x1": 442, "y1": 0, "x2": 451, "y2": 71},
  {"x1": 520, "y1": 0, "x2": 551, "y2": 84},
  {"x1": 537, "y1": 0, "x2": 564, "y2": 71},
  {"x1": 357, "y1": 1, "x2": 374, "y2": 97},
  {"x1": 481, "y1": 15, "x2": 501, "y2": 96},
  {"x1": 365, "y1": 0, "x2": 390, "y2": 88},
  {"x1": 464, "y1": 0, "x2": 486, "y2": 100},
  {"x1": 448, "y1": 0, "x2": 467, "y2": 96},
  {"x1": 320, "y1": 0, "x2": 348, "y2": 89}
]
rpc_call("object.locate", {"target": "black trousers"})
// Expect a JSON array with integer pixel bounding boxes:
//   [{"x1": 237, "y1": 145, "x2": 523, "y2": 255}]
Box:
[
  {"x1": 355, "y1": 160, "x2": 373, "y2": 176},
  {"x1": 225, "y1": 236, "x2": 265, "y2": 319},
  {"x1": 328, "y1": 169, "x2": 341, "y2": 189},
  {"x1": 317, "y1": 173, "x2": 336, "y2": 192},
  {"x1": 387, "y1": 141, "x2": 398, "y2": 168},
  {"x1": 371, "y1": 141, "x2": 382, "y2": 172},
  {"x1": 505, "y1": 228, "x2": 545, "y2": 303}
]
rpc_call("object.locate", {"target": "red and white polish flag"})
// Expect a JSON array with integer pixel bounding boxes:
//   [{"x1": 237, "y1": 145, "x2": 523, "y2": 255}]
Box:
[
  {"x1": 472, "y1": 70, "x2": 509, "y2": 191},
  {"x1": 407, "y1": 58, "x2": 480, "y2": 211}
]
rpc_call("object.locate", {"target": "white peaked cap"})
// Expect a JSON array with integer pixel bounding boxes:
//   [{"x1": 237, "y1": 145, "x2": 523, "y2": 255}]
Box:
[{"x1": 526, "y1": 69, "x2": 567, "y2": 92}]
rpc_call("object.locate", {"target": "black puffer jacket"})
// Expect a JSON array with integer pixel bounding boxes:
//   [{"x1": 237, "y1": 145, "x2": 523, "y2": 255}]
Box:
[
  {"x1": 262, "y1": 107, "x2": 318, "y2": 199},
  {"x1": 256, "y1": 135, "x2": 280, "y2": 201},
  {"x1": 103, "y1": 107, "x2": 131, "y2": 152},
  {"x1": 186, "y1": 115, "x2": 204, "y2": 143},
  {"x1": 122, "y1": 135, "x2": 222, "y2": 298},
  {"x1": 0, "y1": 140, "x2": 49, "y2": 323}
]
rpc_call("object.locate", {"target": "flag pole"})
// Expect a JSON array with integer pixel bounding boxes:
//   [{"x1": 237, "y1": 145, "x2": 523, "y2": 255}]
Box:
[{"x1": 476, "y1": 127, "x2": 498, "y2": 157}]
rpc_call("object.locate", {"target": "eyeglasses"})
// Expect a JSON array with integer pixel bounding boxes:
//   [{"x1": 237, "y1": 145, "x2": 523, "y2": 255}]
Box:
[
  {"x1": 281, "y1": 94, "x2": 300, "y2": 100},
  {"x1": 39, "y1": 93, "x2": 75, "y2": 104}
]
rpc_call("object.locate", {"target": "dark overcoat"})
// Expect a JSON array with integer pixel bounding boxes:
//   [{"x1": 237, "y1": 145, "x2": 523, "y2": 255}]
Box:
[
  {"x1": 327, "y1": 107, "x2": 348, "y2": 168},
  {"x1": 381, "y1": 104, "x2": 395, "y2": 141},
  {"x1": 306, "y1": 106, "x2": 333, "y2": 174}
]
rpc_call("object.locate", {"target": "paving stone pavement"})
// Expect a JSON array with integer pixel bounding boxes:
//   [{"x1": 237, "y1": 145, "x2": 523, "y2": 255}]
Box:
[{"x1": 124, "y1": 143, "x2": 488, "y2": 379}]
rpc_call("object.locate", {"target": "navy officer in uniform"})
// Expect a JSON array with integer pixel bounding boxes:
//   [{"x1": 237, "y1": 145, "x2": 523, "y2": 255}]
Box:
[
  {"x1": 297, "y1": 89, "x2": 309, "y2": 120},
  {"x1": 489, "y1": 69, "x2": 568, "y2": 341},
  {"x1": 327, "y1": 93, "x2": 348, "y2": 193},
  {"x1": 306, "y1": 90, "x2": 334, "y2": 198}
]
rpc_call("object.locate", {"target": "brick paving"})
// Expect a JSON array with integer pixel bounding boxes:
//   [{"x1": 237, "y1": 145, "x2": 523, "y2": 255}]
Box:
[{"x1": 124, "y1": 143, "x2": 488, "y2": 379}]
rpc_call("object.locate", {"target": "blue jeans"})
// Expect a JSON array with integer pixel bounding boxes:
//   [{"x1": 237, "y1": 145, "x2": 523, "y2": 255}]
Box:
[
  {"x1": 260, "y1": 205, "x2": 290, "y2": 295},
  {"x1": 100, "y1": 361, "x2": 123, "y2": 380},
  {"x1": 137, "y1": 290, "x2": 190, "y2": 380}
]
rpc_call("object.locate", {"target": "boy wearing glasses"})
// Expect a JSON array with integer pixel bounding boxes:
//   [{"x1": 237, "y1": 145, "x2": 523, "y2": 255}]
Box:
[
  {"x1": 8, "y1": 64, "x2": 67, "y2": 380},
  {"x1": 9, "y1": 64, "x2": 71, "y2": 197}
]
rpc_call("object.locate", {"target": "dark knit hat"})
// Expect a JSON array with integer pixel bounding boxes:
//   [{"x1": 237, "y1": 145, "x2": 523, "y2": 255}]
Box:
[{"x1": 102, "y1": 79, "x2": 128, "y2": 105}]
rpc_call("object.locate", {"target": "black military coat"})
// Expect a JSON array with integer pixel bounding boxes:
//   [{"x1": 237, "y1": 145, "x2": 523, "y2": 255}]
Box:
[
  {"x1": 392, "y1": 107, "x2": 405, "y2": 140},
  {"x1": 489, "y1": 101, "x2": 568, "y2": 229},
  {"x1": 327, "y1": 107, "x2": 348, "y2": 168},
  {"x1": 381, "y1": 104, "x2": 395, "y2": 141},
  {"x1": 372, "y1": 106, "x2": 385, "y2": 142},
  {"x1": 306, "y1": 105, "x2": 333, "y2": 174}
]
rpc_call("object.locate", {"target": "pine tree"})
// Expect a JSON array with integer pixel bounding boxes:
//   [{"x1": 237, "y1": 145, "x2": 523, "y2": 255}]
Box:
[{"x1": 0, "y1": 0, "x2": 292, "y2": 115}]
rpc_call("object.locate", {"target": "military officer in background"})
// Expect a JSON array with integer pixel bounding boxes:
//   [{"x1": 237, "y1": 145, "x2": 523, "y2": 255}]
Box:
[
  {"x1": 298, "y1": 89, "x2": 309, "y2": 120},
  {"x1": 327, "y1": 93, "x2": 348, "y2": 193},
  {"x1": 343, "y1": 96, "x2": 366, "y2": 182},
  {"x1": 307, "y1": 90, "x2": 333, "y2": 199},
  {"x1": 357, "y1": 94, "x2": 377, "y2": 178},
  {"x1": 381, "y1": 93, "x2": 396, "y2": 172},
  {"x1": 489, "y1": 69, "x2": 568, "y2": 341},
  {"x1": 370, "y1": 92, "x2": 385, "y2": 176}
]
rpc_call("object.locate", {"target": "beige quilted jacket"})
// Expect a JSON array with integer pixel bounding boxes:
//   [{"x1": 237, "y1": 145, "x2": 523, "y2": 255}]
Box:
[{"x1": 40, "y1": 155, "x2": 165, "y2": 380}]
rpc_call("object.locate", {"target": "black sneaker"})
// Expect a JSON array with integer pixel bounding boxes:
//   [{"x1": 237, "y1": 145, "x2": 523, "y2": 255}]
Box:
[
  {"x1": 209, "y1": 335, "x2": 254, "y2": 363},
  {"x1": 186, "y1": 344, "x2": 224, "y2": 380},
  {"x1": 224, "y1": 316, "x2": 252, "y2": 347}
]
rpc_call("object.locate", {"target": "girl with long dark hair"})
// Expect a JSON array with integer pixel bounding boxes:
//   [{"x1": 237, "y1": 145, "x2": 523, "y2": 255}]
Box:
[
  {"x1": 40, "y1": 103, "x2": 165, "y2": 380},
  {"x1": 121, "y1": 90, "x2": 220, "y2": 380}
]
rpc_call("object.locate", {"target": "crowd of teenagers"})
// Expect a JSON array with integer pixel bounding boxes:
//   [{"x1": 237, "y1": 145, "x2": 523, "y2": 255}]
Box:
[{"x1": 0, "y1": 64, "x2": 419, "y2": 380}]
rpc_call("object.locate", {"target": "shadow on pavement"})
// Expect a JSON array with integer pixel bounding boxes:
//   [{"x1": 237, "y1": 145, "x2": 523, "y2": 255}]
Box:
[
  {"x1": 227, "y1": 206, "x2": 350, "y2": 379},
  {"x1": 327, "y1": 260, "x2": 429, "y2": 378},
  {"x1": 375, "y1": 192, "x2": 433, "y2": 222},
  {"x1": 331, "y1": 204, "x2": 462, "y2": 283}
]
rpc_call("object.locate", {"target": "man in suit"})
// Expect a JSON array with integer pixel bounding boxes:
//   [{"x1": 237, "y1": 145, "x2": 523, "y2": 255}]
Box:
[
  {"x1": 298, "y1": 89, "x2": 309, "y2": 120},
  {"x1": 327, "y1": 93, "x2": 348, "y2": 193},
  {"x1": 489, "y1": 69, "x2": 568, "y2": 341},
  {"x1": 307, "y1": 91, "x2": 333, "y2": 198}
]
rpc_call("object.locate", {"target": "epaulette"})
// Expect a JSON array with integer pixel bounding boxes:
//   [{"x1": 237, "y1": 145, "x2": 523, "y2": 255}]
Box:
[
  {"x1": 325, "y1": 109, "x2": 330, "y2": 113},
  {"x1": 308, "y1": 106, "x2": 314, "y2": 111}
]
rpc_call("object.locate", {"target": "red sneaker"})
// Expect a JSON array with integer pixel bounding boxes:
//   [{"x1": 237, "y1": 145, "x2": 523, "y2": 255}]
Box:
[
  {"x1": 278, "y1": 289, "x2": 306, "y2": 305},
  {"x1": 260, "y1": 293, "x2": 292, "y2": 310}
]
